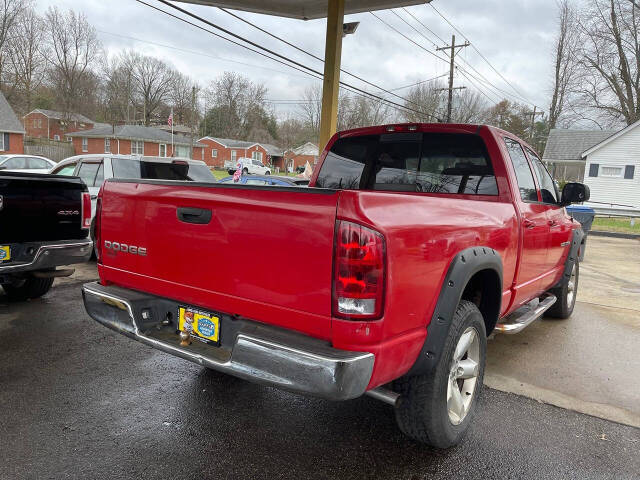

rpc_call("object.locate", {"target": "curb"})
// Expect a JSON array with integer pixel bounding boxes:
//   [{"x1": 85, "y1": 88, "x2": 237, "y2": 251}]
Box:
[
  {"x1": 485, "y1": 373, "x2": 640, "y2": 429},
  {"x1": 589, "y1": 230, "x2": 640, "y2": 240}
]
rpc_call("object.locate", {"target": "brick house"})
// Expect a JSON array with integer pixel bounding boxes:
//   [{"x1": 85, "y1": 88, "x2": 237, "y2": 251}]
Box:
[
  {"x1": 23, "y1": 109, "x2": 97, "y2": 141},
  {"x1": 0, "y1": 92, "x2": 25, "y2": 154},
  {"x1": 283, "y1": 142, "x2": 319, "y2": 172},
  {"x1": 66, "y1": 124, "x2": 205, "y2": 159},
  {"x1": 199, "y1": 137, "x2": 283, "y2": 169}
]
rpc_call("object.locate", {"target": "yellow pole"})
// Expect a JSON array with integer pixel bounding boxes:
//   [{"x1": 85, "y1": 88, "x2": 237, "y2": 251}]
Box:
[{"x1": 318, "y1": 0, "x2": 345, "y2": 151}]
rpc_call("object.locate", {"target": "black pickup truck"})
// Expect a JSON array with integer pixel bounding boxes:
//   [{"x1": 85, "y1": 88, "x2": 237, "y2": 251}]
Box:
[{"x1": 0, "y1": 172, "x2": 93, "y2": 300}]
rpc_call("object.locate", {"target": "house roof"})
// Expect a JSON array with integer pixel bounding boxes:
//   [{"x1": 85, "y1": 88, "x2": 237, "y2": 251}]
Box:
[
  {"x1": 0, "y1": 93, "x2": 25, "y2": 134},
  {"x1": 200, "y1": 136, "x2": 257, "y2": 149},
  {"x1": 581, "y1": 119, "x2": 640, "y2": 157},
  {"x1": 26, "y1": 109, "x2": 94, "y2": 124},
  {"x1": 158, "y1": 124, "x2": 192, "y2": 135},
  {"x1": 261, "y1": 143, "x2": 284, "y2": 156},
  {"x1": 66, "y1": 124, "x2": 205, "y2": 147},
  {"x1": 291, "y1": 142, "x2": 319, "y2": 156},
  {"x1": 542, "y1": 128, "x2": 617, "y2": 162}
]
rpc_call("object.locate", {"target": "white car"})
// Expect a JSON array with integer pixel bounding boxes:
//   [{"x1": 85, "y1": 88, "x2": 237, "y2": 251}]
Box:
[
  {"x1": 50, "y1": 154, "x2": 216, "y2": 221},
  {"x1": 227, "y1": 157, "x2": 271, "y2": 176},
  {"x1": 0, "y1": 154, "x2": 56, "y2": 173}
]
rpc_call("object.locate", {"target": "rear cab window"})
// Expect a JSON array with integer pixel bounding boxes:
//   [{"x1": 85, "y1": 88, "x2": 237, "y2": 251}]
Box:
[{"x1": 315, "y1": 132, "x2": 498, "y2": 195}]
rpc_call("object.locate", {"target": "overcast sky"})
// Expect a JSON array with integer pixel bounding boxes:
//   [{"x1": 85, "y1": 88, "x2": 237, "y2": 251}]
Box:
[{"x1": 35, "y1": 0, "x2": 566, "y2": 119}]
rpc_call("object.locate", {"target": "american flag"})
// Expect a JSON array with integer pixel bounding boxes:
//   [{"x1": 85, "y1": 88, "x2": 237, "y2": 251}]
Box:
[{"x1": 168, "y1": 110, "x2": 173, "y2": 127}]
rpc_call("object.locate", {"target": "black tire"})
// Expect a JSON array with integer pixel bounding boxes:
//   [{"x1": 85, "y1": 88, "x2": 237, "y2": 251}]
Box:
[
  {"x1": 2, "y1": 277, "x2": 54, "y2": 301},
  {"x1": 264, "y1": 170, "x2": 270, "y2": 175},
  {"x1": 394, "y1": 300, "x2": 486, "y2": 448},
  {"x1": 546, "y1": 261, "x2": 579, "y2": 319},
  {"x1": 242, "y1": 168, "x2": 248, "y2": 175},
  {"x1": 227, "y1": 169, "x2": 235, "y2": 175}
]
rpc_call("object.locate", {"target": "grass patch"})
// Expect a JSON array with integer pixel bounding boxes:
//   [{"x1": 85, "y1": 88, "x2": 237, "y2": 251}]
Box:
[{"x1": 592, "y1": 217, "x2": 640, "y2": 234}]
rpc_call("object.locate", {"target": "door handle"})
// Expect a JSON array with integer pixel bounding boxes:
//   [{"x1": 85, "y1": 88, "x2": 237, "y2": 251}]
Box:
[
  {"x1": 523, "y1": 219, "x2": 536, "y2": 229},
  {"x1": 177, "y1": 207, "x2": 212, "y2": 225}
]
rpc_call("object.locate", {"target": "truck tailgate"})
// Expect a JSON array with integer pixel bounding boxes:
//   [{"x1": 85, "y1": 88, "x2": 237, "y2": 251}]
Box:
[{"x1": 98, "y1": 180, "x2": 339, "y2": 339}]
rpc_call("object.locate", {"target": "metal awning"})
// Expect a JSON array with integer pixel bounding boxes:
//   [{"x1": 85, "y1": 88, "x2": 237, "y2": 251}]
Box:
[{"x1": 176, "y1": 0, "x2": 426, "y2": 19}]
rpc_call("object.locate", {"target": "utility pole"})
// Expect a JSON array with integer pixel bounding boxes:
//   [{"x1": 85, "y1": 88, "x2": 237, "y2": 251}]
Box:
[
  {"x1": 190, "y1": 85, "x2": 196, "y2": 159},
  {"x1": 524, "y1": 106, "x2": 544, "y2": 142},
  {"x1": 436, "y1": 35, "x2": 470, "y2": 122}
]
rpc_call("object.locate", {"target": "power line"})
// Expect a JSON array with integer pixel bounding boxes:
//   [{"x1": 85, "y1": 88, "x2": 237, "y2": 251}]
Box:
[
  {"x1": 401, "y1": 7, "x2": 446, "y2": 44},
  {"x1": 388, "y1": 73, "x2": 448, "y2": 92},
  {"x1": 135, "y1": 0, "x2": 441, "y2": 120},
  {"x1": 216, "y1": 6, "x2": 440, "y2": 117},
  {"x1": 428, "y1": 3, "x2": 535, "y2": 106}
]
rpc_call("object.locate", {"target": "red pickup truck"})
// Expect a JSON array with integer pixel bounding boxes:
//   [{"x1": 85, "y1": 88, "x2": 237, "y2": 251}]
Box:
[{"x1": 83, "y1": 123, "x2": 588, "y2": 448}]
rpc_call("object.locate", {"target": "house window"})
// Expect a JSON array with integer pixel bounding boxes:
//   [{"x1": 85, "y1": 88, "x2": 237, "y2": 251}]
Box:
[
  {"x1": 33, "y1": 118, "x2": 42, "y2": 128},
  {"x1": 251, "y1": 151, "x2": 263, "y2": 163},
  {"x1": 131, "y1": 140, "x2": 144, "y2": 155},
  {"x1": 231, "y1": 150, "x2": 237, "y2": 163},
  {"x1": 159, "y1": 144, "x2": 167, "y2": 157},
  {"x1": 54, "y1": 134, "x2": 60, "y2": 141},
  {"x1": 0, "y1": 133, "x2": 4, "y2": 150},
  {"x1": 105, "y1": 138, "x2": 111, "y2": 153},
  {"x1": 82, "y1": 137, "x2": 88, "y2": 152},
  {"x1": 600, "y1": 165, "x2": 623, "y2": 178},
  {"x1": 212, "y1": 149, "x2": 218, "y2": 158}
]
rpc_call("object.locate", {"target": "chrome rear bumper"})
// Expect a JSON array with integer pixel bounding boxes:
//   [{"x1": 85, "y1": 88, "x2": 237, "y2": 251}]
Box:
[
  {"x1": 82, "y1": 282, "x2": 375, "y2": 401},
  {"x1": 0, "y1": 240, "x2": 92, "y2": 274}
]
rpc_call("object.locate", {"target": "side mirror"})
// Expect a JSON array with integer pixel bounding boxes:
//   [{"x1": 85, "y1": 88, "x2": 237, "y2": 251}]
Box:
[
  {"x1": 561, "y1": 182, "x2": 590, "y2": 206},
  {"x1": 0, "y1": 165, "x2": 6, "y2": 170}
]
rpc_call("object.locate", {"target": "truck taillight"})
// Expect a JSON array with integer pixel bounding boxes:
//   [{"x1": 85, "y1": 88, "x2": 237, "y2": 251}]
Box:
[
  {"x1": 93, "y1": 197, "x2": 102, "y2": 262},
  {"x1": 81, "y1": 192, "x2": 92, "y2": 229},
  {"x1": 333, "y1": 220, "x2": 386, "y2": 319}
]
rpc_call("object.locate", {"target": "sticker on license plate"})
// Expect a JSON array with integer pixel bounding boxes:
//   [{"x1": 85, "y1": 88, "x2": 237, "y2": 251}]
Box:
[
  {"x1": 0, "y1": 245, "x2": 10, "y2": 262},
  {"x1": 178, "y1": 306, "x2": 220, "y2": 344}
]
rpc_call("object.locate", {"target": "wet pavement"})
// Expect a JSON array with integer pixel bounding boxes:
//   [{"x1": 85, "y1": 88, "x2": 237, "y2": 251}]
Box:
[
  {"x1": 486, "y1": 235, "x2": 640, "y2": 427},
  {"x1": 1, "y1": 271, "x2": 639, "y2": 480}
]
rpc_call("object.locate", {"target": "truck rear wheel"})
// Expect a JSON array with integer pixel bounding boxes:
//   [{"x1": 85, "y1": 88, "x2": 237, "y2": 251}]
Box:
[
  {"x1": 2, "y1": 277, "x2": 54, "y2": 301},
  {"x1": 546, "y1": 261, "x2": 579, "y2": 319},
  {"x1": 394, "y1": 300, "x2": 486, "y2": 448}
]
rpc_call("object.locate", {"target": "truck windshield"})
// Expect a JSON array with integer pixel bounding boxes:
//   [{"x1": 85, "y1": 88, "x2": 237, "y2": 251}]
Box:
[
  {"x1": 112, "y1": 159, "x2": 216, "y2": 182},
  {"x1": 315, "y1": 132, "x2": 498, "y2": 195}
]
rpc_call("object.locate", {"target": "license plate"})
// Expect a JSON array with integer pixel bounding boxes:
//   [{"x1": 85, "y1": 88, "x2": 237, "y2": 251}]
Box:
[
  {"x1": 178, "y1": 306, "x2": 220, "y2": 345},
  {"x1": 0, "y1": 245, "x2": 10, "y2": 262}
]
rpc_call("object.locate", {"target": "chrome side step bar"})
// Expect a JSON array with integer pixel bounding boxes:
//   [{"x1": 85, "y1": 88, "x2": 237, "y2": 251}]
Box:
[{"x1": 495, "y1": 293, "x2": 557, "y2": 334}]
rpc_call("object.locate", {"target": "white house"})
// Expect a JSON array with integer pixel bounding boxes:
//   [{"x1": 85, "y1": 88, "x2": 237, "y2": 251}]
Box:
[{"x1": 582, "y1": 120, "x2": 640, "y2": 213}]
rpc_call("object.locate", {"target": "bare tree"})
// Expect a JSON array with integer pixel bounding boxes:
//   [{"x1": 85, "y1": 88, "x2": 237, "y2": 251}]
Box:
[
  {"x1": 450, "y1": 89, "x2": 487, "y2": 123},
  {"x1": 297, "y1": 84, "x2": 323, "y2": 139},
  {"x1": 45, "y1": 7, "x2": 101, "y2": 116},
  {"x1": 0, "y1": 0, "x2": 30, "y2": 88},
  {"x1": 121, "y1": 51, "x2": 176, "y2": 125},
  {"x1": 403, "y1": 81, "x2": 445, "y2": 123},
  {"x1": 171, "y1": 72, "x2": 197, "y2": 126},
  {"x1": 338, "y1": 94, "x2": 392, "y2": 131},
  {"x1": 6, "y1": 6, "x2": 46, "y2": 112},
  {"x1": 576, "y1": 0, "x2": 640, "y2": 125},
  {"x1": 548, "y1": 0, "x2": 580, "y2": 129}
]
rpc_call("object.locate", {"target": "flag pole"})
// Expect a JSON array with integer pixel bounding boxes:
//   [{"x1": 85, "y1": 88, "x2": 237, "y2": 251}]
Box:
[{"x1": 171, "y1": 108, "x2": 174, "y2": 156}]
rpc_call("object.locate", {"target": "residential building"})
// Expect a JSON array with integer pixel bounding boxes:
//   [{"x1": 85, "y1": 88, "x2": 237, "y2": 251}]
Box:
[
  {"x1": 23, "y1": 109, "x2": 96, "y2": 141},
  {"x1": 283, "y1": 142, "x2": 319, "y2": 172},
  {"x1": 66, "y1": 124, "x2": 205, "y2": 159},
  {"x1": 542, "y1": 128, "x2": 616, "y2": 181},
  {"x1": 198, "y1": 137, "x2": 284, "y2": 169},
  {"x1": 581, "y1": 120, "x2": 640, "y2": 212},
  {"x1": 0, "y1": 92, "x2": 25, "y2": 154}
]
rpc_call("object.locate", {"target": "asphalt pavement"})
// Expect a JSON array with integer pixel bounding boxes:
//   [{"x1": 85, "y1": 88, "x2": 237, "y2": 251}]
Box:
[{"x1": 1, "y1": 273, "x2": 639, "y2": 480}]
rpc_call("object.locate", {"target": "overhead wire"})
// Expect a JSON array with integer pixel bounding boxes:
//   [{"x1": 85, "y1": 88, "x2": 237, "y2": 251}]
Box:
[{"x1": 142, "y1": 0, "x2": 442, "y2": 120}]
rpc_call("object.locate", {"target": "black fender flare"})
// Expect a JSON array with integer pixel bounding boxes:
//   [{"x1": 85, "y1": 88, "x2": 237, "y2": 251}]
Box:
[
  {"x1": 552, "y1": 227, "x2": 584, "y2": 289},
  {"x1": 407, "y1": 246, "x2": 503, "y2": 376}
]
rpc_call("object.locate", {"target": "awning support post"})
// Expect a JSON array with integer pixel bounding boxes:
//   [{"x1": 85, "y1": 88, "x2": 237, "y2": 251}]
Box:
[{"x1": 318, "y1": 0, "x2": 345, "y2": 151}]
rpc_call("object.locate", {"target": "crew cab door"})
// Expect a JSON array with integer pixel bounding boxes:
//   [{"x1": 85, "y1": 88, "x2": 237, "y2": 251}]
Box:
[
  {"x1": 76, "y1": 158, "x2": 105, "y2": 217},
  {"x1": 525, "y1": 148, "x2": 572, "y2": 278},
  {"x1": 503, "y1": 138, "x2": 550, "y2": 303}
]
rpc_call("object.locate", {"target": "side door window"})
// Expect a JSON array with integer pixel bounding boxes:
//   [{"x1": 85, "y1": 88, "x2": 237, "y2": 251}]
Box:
[
  {"x1": 504, "y1": 138, "x2": 538, "y2": 202},
  {"x1": 27, "y1": 157, "x2": 50, "y2": 170},
  {"x1": 52, "y1": 162, "x2": 77, "y2": 176},
  {"x1": 526, "y1": 148, "x2": 558, "y2": 204},
  {"x1": 2, "y1": 157, "x2": 27, "y2": 170}
]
